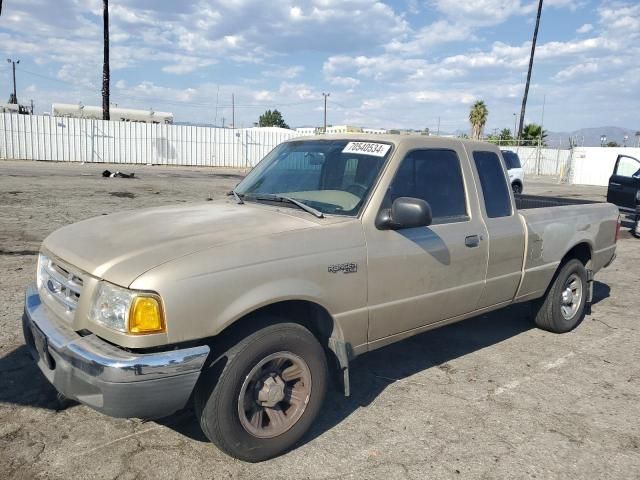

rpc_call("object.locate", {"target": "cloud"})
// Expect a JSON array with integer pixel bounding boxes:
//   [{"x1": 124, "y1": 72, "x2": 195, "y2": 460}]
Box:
[
  {"x1": 576, "y1": 23, "x2": 593, "y2": 33},
  {"x1": 385, "y1": 20, "x2": 474, "y2": 55},
  {"x1": 263, "y1": 65, "x2": 305, "y2": 79},
  {"x1": 430, "y1": 0, "x2": 534, "y2": 27},
  {"x1": 327, "y1": 76, "x2": 361, "y2": 88},
  {"x1": 553, "y1": 62, "x2": 599, "y2": 81}
]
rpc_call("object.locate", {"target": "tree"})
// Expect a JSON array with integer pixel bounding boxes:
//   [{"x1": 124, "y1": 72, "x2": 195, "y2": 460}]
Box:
[
  {"x1": 102, "y1": 0, "x2": 110, "y2": 120},
  {"x1": 518, "y1": 0, "x2": 543, "y2": 138},
  {"x1": 521, "y1": 123, "x2": 547, "y2": 146},
  {"x1": 499, "y1": 128, "x2": 513, "y2": 141},
  {"x1": 469, "y1": 100, "x2": 488, "y2": 140},
  {"x1": 258, "y1": 110, "x2": 289, "y2": 129},
  {"x1": 488, "y1": 128, "x2": 514, "y2": 145},
  {"x1": 606, "y1": 141, "x2": 620, "y2": 148}
]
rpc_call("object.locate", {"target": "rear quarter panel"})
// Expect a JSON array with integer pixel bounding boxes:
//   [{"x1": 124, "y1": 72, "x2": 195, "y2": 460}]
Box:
[{"x1": 515, "y1": 202, "x2": 618, "y2": 302}]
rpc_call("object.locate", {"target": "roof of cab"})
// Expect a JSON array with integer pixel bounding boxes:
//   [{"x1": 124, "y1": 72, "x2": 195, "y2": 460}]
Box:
[{"x1": 285, "y1": 134, "x2": 499, "y2": 151}]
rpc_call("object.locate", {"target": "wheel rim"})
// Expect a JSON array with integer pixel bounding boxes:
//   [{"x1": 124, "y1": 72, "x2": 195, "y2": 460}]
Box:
[
  {"x1": 560, "y1": 273, "x2": 582, "y2": 320},
  {"x1": 238, "y1": 351, "x2": 312, "y2": 439}
]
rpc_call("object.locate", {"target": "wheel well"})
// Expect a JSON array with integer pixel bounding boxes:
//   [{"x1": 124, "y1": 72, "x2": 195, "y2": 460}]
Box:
[
  {"x1": 512, "y1": 179, "x2": 523, "y2": 187},
  {"x1": 562, "y1": 242, "x2": 592, "y2": 267},
  {"x1": 235, "y1": 300, "x2": 336, "y2": 343},
  {"x1": 205, "y1": 300, "x2": 348, "y2": 394},
  {"x1": 208, "y1": 300, "x2": 339, "y2": 364}
]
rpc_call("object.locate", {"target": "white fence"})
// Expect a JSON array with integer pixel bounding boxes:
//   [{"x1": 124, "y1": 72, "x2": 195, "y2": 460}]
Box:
[
  {"x1": 501, "y1": 146, "x2": 572, "y2": 176},
  {"x1": 570, "y1": 147, "x2": 640, "y2": 186},
  {"x1": 0, "y1": 113, "x2": 301, "y2": 168},
  {"x1": 3, "y1": 113, "x2": 636, "y2": 187}
]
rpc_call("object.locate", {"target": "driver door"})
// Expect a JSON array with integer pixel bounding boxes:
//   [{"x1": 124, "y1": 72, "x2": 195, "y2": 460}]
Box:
[{"x1": 364, "y1": 146, "x2": 489, "y2": 342}]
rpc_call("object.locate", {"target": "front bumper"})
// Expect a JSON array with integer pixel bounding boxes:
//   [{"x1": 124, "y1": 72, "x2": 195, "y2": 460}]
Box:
[{"x1": 22, "y1": 284, "x2": 210, "y2": 419}]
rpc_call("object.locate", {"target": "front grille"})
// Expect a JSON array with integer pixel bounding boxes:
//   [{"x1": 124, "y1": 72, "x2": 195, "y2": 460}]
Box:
[{"x1": 41, "y1": 257, "x2": 84, "y2": 312}]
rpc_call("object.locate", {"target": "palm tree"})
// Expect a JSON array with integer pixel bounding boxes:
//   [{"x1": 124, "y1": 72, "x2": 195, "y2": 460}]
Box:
[
  {"x1": 102, "y1": 0, "x2": 110, "y2": 120},
  {"x1": 517, "y1": 0, "x2": 543, "y2": 139},
  {"x1": 522, "y1": 123, "x2": 547, "y2": 146},
  {"x1": 469, "y1": 101, "x2": 489, "y2": 140}
]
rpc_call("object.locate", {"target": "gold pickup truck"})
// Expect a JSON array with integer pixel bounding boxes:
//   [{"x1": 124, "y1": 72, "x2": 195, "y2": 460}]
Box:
[{"x1": 23, "y1": 135, "x2": 619, "y2": 461}]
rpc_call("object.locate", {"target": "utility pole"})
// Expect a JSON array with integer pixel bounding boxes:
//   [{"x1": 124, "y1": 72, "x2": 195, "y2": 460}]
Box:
[
  {"x1": 6, "y1": 58, "x2": 19, "y2": 104},
  {"x1": 232, "y1": 93, "x2": 235, "y2": 129},
  {"x1": 518, "y1": 0, "x2": 543, "y2": 139},
  {"x1": 30, "y1": 99, "x2": 34, "y2": 114},
  {"x1": 102, "y1": 0, "x2": 110, "y2": 120},
  {"x1": 437, "y1": 117, "x2": 440, "y2": 135},
  {"x1": 512, "y1": 113, "x2": 517, "y2": 141},
  {"x1": 322, "y1": 92, "x2": 330, "y2": 133}
]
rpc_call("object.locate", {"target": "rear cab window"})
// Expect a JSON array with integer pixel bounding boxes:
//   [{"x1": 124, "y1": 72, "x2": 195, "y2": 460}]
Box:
[{"x1": 473, "y1": 151, "x2": 513, "y2": 218}]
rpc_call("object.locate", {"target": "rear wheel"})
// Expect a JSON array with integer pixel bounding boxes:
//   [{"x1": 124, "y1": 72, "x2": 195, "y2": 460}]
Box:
[
  {"x1": 512, "y1": 182, "x2": 522, "y2": 194},
  {"x1": 532, "y1": 259, "x2": 588, "y2": 333},
  {"x1": 194, "y1": 321, "x2": 328, "y2": 462}
]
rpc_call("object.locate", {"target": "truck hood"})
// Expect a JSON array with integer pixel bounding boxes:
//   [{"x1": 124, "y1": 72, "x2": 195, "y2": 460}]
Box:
[{"x1": 42, "y1": 201, "x2": 319, "y2": 286}]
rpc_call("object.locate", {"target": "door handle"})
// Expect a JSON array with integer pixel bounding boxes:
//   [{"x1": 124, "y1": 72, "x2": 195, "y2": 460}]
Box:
[
  {"x1": 610, "y1": 182, "x2": 622, "y2": 187},
  {"x1": 465, "y1": 234, "x2": 481, "y2": 248}
]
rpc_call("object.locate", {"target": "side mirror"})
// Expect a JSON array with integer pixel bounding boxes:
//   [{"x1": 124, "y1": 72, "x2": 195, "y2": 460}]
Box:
[{"x1": 376, "y1": 197, "x2": 432, "y2": 230}]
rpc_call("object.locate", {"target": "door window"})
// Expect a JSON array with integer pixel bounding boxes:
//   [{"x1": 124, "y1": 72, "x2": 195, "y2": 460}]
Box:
[
  {"x1": 473, "y1": 151, "x2": 513, "y2": 218},
  {"x1": 614, "y1": 156, "x2": 640, "y2": 178},
  {"x1": 388, "y1": 149, "x2": 468, "y2": 224}
]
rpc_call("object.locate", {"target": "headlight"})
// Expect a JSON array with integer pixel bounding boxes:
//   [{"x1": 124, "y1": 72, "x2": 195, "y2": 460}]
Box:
[
  {"x1": 36, "y1": 253, "x2": 48, "y2": 289},
  {"x1": 89, "y1": 282, "x2": 165, "y2": 335}
]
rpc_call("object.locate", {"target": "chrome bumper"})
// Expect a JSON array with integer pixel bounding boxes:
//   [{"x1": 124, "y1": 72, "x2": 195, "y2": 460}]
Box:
[{"x1": 23, "y1": 284, "x2": 210, "y2": 419}]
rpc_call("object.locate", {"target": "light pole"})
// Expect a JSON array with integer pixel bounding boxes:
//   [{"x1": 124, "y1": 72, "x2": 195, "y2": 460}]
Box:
[
  {"x1": 322, "y1": 92, "x2": 330, "y2": 134},
  {"x1": 6, "y1": 58, "x2": 19, "y2": 104},
  {"x1": 512, "y1": 113, "x2": 517, "y2": 144},
  {"x1": 600, "y1": 135, "x2": 607, "y2": 147}
]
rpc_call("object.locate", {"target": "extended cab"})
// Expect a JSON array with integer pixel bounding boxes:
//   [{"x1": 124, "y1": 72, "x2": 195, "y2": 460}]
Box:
[{"x1": 23, "y1": 136, "x2": 619, "y2": 461}]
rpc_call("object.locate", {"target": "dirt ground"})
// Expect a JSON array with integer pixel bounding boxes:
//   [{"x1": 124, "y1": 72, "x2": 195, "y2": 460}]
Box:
[{"x1": 1, "y1": 160, "x2": 639, "y2": 479}]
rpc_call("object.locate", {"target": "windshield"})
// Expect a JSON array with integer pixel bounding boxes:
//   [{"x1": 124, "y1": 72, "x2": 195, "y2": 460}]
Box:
[{"x1": 235, "y1": 139, "x2": 392, "y2": 216}]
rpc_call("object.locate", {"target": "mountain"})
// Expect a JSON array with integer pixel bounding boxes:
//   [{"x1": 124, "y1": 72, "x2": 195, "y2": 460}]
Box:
[{"x1": 546, "y1": 126, "x2": 640, "y2": 148}]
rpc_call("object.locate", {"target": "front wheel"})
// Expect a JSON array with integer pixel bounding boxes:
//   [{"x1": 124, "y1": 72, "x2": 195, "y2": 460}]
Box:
[
  {"x1": 194, "y1": 321, "x2": 328, "y2": 462},
  {"x1": 532, "y1": 259, "x2": 588, "y2": 333}
]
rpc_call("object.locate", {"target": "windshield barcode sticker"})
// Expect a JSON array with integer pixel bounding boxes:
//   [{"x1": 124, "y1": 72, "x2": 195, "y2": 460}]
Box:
[{"x1": 342, "y1": 142, "x2": 391, "y2": 157}]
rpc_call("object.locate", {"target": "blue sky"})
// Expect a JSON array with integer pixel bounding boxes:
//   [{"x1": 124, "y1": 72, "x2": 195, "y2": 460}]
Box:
[{"x1": 1, "y1": 0, "x2": 638, "y2": 133}]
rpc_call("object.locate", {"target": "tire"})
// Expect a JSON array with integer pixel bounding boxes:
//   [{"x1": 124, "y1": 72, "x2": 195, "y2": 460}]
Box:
[
  {"x1": 532, "y1": 258, "x2": 588, "y2": 333},
  {"x1": 512, "y1": 182, "x2": 522, "y2": 195},
  {"x1": 194, "y1": 321, "x2": 328, "y2": 462}
]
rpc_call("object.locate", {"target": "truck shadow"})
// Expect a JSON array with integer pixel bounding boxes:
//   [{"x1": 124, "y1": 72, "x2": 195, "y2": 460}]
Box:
[
  {"x1": 161, "y1": 302, "x2": 538, "y2": 446},
  {"x1": 0, "y1": 345, "x2": 63, "y2": 411}
]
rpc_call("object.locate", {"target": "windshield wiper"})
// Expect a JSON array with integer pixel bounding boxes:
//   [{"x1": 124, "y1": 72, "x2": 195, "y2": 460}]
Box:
[
  {"x1": 227, "y1": 190, "x2": 244, "y2": 204},
  {"x1": 249, "y1": 193, "x2": 324, "y2": 219}
]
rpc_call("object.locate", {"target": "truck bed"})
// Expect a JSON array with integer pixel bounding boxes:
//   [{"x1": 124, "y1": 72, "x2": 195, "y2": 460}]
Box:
[{"x1": 515, "y1": 193, "x2": 599, "y2": 210}]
